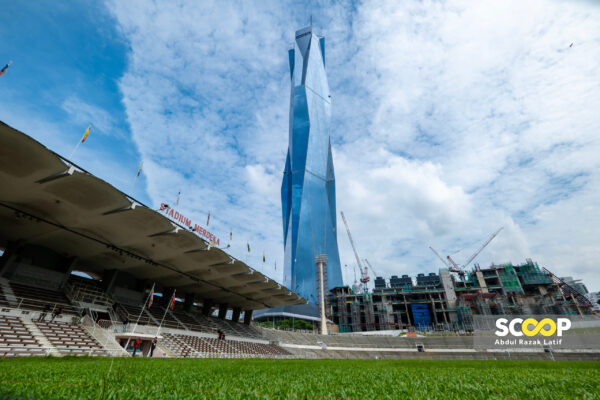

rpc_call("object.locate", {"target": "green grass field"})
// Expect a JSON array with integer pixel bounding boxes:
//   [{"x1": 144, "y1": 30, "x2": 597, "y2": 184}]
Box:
[{"x1": 0, "y1": 358, "x2": 598, "y2": 399}]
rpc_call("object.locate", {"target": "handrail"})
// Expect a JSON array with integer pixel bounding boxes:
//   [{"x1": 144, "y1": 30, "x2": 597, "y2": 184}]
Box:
[
  {"x1": 99, "y1": 317, "x2": 221, "y2": 336},
  {"x1": 64, "y1": 282, "x2": 114, "y2": 307},
  {"x1": 3, "y1": 295, "x2": 81, "y2": 315},
  {"x1": 113, "y1": 305, "x2": 231, "y2": 336}
]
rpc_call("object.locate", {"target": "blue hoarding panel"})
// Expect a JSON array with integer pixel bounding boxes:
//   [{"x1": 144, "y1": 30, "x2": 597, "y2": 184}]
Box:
[{"x1": 411, "y1": 304, "x2": 431, "y2": 327}]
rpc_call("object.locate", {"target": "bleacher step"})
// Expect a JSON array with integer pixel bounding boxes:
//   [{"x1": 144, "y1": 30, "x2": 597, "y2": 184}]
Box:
[{"x1": 21, "y1": 318, "x2": 56, "y2": 356}]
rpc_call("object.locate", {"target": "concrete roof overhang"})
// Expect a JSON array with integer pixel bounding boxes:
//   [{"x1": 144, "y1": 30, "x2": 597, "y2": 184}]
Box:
[{"x1": 0, "y1": 121, "x2": 305, "y2": 310}]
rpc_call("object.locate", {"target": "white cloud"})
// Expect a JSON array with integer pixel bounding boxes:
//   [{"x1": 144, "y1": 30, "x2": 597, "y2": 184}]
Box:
[
  {"x1": 61, "y1": 95, "x2": 122, "y2": 139},
  {"x1": 335, "y1": 0, "x2": 600, "y2": 291},
  {"x1": 106, "y1": 0, "x2": 600, "y2": 292}
]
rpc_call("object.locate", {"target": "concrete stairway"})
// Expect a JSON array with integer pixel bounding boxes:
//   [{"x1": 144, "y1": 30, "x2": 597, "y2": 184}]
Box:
[
  {"x1": 81, "y1": 315, "x2": 128, "y2": 356},
  {"x1": 21, "y1": 318, "x2": 57, "y2": 356}
]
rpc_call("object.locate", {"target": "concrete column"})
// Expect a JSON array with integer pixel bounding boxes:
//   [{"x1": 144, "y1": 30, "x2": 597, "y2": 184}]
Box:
[
  {"x1": 59, "y1": 257, "x2": 77, "y2": 289},
  {"x1": 403, "y1": 294, "x2": 411, "y2": 327},
  {"x1": 243, "y1": 310, "x2": 253, "y2": 325},
  {"x1": 429, "y1": 294, "x2": 439, "y2": 324},
  {"x1": 440, "y1": 293, "x2": 449, "y2": 324},
  {"x1": 231, "y1": 307, "x2": 241, "y2": 323},
  {"x1": 101, "y1": 269, "x2": 119, "y2": 293},
  {"x1": 218, "y1": 304, "x2": 228, "y2": 320},
  {"x1": 202, "y1": 299, "x2": 213, "y2": 316},
  {"x1": 475, "y1": 271, "x2": 488, "y2": 293},
  {"x1": 161, "y1": 288, "x2": 175, "y2": 306},
  {"x1": 184, "y1": 293, "x2": 195, "y2": 312},
  {"x1": 440, "y1": 268, "x2": 457, "y2": 308}
]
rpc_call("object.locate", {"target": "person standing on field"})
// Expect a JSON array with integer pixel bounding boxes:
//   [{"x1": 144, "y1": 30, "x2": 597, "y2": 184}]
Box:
[
  {"x1": 150, "y1": 338, "x2": 157, "y2": 357},
  {"x1": 132, "y1": 339, "x2": 141, "y2": 357}
]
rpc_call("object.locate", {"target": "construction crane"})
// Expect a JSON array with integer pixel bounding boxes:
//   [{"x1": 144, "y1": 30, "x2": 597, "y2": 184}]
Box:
[
  {"x1": 363, "y1": 259, "x2": 379, "y2": 279},
  {"x1": 430, "y1": 227, "x2": 504, "y2": 279},
  {"x1": 429, "y1": 246, "x2": 465, "y2": 278},
  {"x1": 429, "y1": 246, "x2": 450, "y2": 268},
  {"x1": 345, "y1": 264, "x2": 361, "y2": 293},
  {"x1": 340, "y1": 211, "x2": 369, "y2": 292}
]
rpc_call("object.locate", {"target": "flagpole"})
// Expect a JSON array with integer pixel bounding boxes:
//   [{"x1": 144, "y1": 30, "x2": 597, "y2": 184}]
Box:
[
  {"x1": 69, "y1": 123, "x2": 92, "y2": 159},
  {"x1": 69, "y1": 139, "x2": 83, "y2": 159},
  {"x1": 156, "y1": 289, "x2": 176, "y2": 337},
  {"x1": 124, "y1": 282, "x2": 155, "y2": 352},
  {"x1": 130, "y1": 177, "x2": 138, "y2": 194},
  {"x1": 129, "y1": 161, "x2": 143, "y2": 193}
]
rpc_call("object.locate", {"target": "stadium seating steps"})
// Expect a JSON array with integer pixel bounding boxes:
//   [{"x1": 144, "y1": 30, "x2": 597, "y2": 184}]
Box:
[
  {"x1": 0, "y1": 279, "x2": 289, "y2": 358},
  {"x1": 0, "y1": 315, "x2": 44, "y2": 357},
  {"x1": 34, "y1": 320, "x2": 104, "y2": 356},
  {"x1": 161, "y1": 333, "x2": 291, "y2": 358}
]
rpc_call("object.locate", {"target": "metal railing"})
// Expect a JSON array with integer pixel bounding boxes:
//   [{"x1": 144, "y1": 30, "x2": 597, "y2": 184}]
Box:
[
  {"x1": 99, "y1": 318, "x2": 222, "y2": 337},
  {"x1": 81, "y1": 315, "x2": 128, "y2": 355},
  {"x1": 0, "y1": 345, "x2": 127, "y2": 357},
  {"x1": 64, "y1": 282, "x2": 114, "y2": 309},
  {"x1": 1, "y1": 295, "x2": 81, "y2": 318},
  {"x1": 105, "y1": 307, "x2": 256, "y2": 338}
]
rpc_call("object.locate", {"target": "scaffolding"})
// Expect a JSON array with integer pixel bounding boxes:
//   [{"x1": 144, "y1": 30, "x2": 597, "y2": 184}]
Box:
[
  {"x1": 498, "y1": 264, "x2": 523, "y2": 293},
  {"x1": 517, "y1": 259, "x2": 553, "y2": 285},
  {"x1": 325, "y1": 259, "x2": 592, "y2": 333},
  {"x1": 543, "y1": 267, "x2": 594, "y2": 313}
]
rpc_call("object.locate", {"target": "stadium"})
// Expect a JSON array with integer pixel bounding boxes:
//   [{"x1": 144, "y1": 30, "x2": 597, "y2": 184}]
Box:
[{"x1": 1, "y1": 4, "x2": 600, "y2": 400}]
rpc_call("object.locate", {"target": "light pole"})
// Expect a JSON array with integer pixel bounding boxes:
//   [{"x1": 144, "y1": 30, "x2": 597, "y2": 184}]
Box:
[{"x1": 315, "y1": 254, "x2": 328, "y2": 335}]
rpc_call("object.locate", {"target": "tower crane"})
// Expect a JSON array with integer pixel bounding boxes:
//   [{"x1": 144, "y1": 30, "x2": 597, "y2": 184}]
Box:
[
  {"x1": 363, "y1": 259, "x2": 379, "y2": 279},
  {"x1": 345, "y1": 264, "x2": 361, "y2": 293},
  {"x1": 429, "y1": 246, "x2": 450, "y2": 268},
  {"x1": 429, "y1": 227, "x2": 503, "y2": 279},
  {"x1": 429, "y1": 246, "x2": 466, "y2": 279},
  {"x1": 340, "y1": 211, "x2": 369, "y2": 292}
]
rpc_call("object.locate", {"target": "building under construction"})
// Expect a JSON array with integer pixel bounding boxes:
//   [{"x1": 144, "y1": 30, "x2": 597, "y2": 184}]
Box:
[{"x1": 327, "y1": 259, "x2": 595, "y2": 332}]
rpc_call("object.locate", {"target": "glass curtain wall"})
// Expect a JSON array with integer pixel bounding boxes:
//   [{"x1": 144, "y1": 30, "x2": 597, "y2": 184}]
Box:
[{"x1": 282, "y1": 26, "x2": 343, "y2": 303}]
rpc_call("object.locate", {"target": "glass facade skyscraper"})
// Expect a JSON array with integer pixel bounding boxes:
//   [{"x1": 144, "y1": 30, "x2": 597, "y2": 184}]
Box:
[{"x1": 282, "y1": 26, "x2": 343, "y2": 304}]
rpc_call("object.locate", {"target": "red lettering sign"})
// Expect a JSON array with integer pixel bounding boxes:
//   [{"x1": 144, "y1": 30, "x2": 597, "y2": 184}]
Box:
[{"x1": 160, "y1": 203, "x2": 221, "y2": 245}]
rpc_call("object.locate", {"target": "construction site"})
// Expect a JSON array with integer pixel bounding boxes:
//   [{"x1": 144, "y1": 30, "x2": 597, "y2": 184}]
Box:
[{"x1": 329, "y1": 217, "x2": 596, "y2": 333}]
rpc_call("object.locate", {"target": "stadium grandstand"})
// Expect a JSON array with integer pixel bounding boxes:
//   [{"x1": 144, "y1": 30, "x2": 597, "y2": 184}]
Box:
[
  {"x1": 1, "y1": 120, "x2": 599, "y2": 361},
  {"x1": 0, "y1": 121, "x2": 303, "y2": 358}
]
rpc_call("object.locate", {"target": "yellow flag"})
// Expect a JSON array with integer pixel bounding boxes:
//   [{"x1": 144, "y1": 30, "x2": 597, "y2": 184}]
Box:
[{"x1": 81, "y1": 124, "x2": 92, "y2": 143}]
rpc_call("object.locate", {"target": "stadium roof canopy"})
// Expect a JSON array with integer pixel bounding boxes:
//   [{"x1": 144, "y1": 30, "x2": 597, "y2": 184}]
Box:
[{"x1": 0, "y1": 121, "x2": 305, "y2": 310}]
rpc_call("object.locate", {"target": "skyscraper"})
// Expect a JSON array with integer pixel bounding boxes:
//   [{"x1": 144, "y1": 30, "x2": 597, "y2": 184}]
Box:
[{"x1": 282, "y1": 26, "x2": 343, "y2": 304}]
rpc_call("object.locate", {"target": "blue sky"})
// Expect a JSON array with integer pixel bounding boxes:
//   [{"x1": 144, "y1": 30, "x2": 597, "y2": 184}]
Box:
[{"x1": 1, "y1": 0, "x2": 599, "y2": 292}]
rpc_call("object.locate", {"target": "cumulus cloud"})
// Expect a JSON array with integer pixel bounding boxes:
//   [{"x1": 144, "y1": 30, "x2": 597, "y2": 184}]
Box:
[
  {"x1": 106, "y1": 0, "x2": 600, "y2": 291},
  {"x1": 336, "y1": 0, "x2": 600, "y2": 289}
]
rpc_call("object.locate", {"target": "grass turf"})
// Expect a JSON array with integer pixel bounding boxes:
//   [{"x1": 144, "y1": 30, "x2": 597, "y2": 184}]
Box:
[{"x1": 0, "y1": 358, "x2": 598, "y2": 399}]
